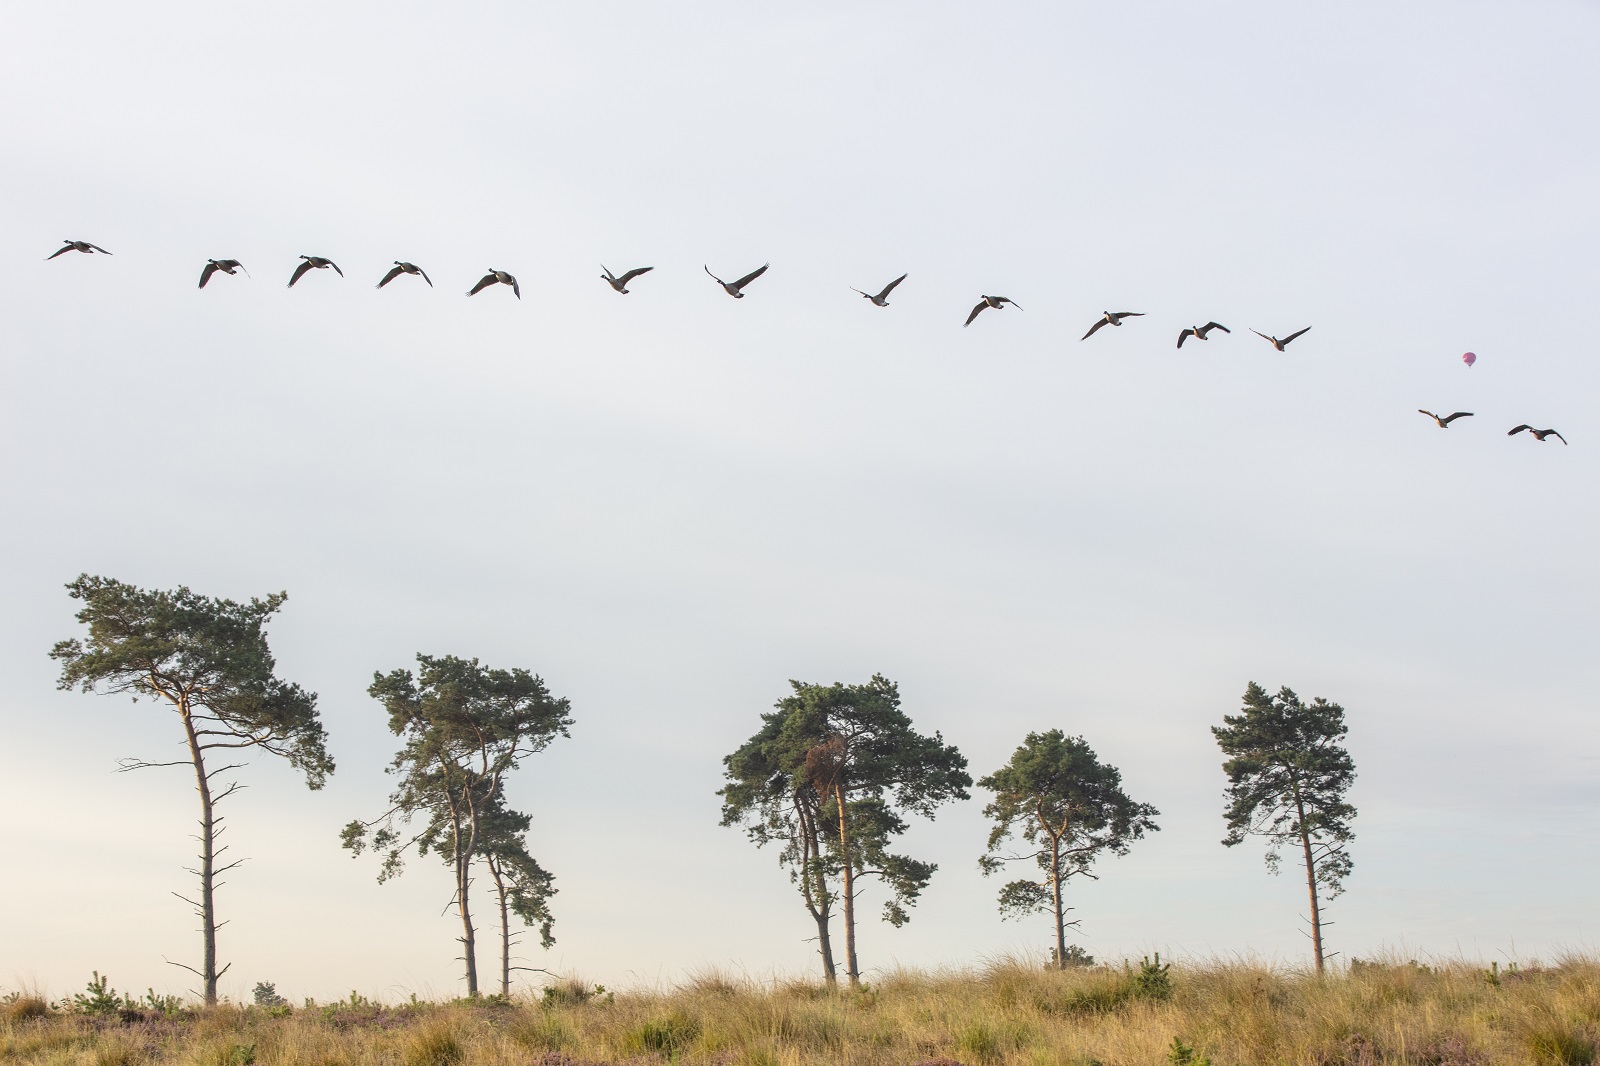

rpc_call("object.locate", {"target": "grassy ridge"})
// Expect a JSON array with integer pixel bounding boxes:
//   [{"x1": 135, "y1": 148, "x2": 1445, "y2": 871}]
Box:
[{"x1": 3, "y1": 957, "x2": 1597, "y2": 1065}]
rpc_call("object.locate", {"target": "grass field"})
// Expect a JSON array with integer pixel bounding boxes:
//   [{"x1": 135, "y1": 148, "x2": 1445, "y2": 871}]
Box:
[{"x1": 3, "y1": 956, "x2": 1597, "y2": 1065}]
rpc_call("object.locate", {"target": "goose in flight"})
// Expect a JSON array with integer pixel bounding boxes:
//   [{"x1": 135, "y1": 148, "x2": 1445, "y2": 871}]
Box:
[
  {"x1": 852, "y1": 273, "x2": 907, "y2": 307},
  {"x1": 378, "y1": 261, "x2": 432, "y2": 288},
  {"x1": 1251, "y1": 327, "x2": 1312, "y2": 351},
  {"x1": 198, "y1": 259, "x2": 248, "y2": 288},
  {"x1": 468, "y1": 269, "x2": 520, "y2": 299},
  {"x1": 1082, "y1": 311, "x2": 1144, "y2": 341},
  {"x1": 1419, "y1": 410, "x2": 1473, "y2": 428},
  {"x1": 1508, "y1": 425, "x2": 1568, "y2": 444},
  {"x1": 602, "y1": 265, "x2": 654, "y2": 293},
  {"x1": 1176, "y1": 322, "x2": 1230, "y2": 348},
  {"x1": 47, "y1": 239, "x2": 112, "y2": 259},
  {"x1": 705, "y1": 262, "x2": 769, "y2": 298},
  {"x1": 964, "y1": 295, "x2": 1021, "y2": 326},
  {"x1": 288, "y1": 256, "x2": 343, "y2": 288}
]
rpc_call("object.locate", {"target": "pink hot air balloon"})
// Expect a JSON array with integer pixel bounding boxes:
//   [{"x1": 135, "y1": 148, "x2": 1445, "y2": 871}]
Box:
[{"x1": 1462, "y1": 351, "x2": 1477, "y2": 367}]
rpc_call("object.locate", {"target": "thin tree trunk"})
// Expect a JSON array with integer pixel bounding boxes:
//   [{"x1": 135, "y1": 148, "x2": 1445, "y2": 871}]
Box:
[
  {"x1": 812, "y1": 899, "x2": 837, "y2": 983},
  {"x1": 834, "y1": 783, "x2": 859, "y2": 988},
  {"x1": 488, "y1": 856, "x2": 511, "y2": 997},
  {"x1": 180, "y1": 703, "x2": 221, "y2": 1006},
  {"x1": 1294, "y1": 791, "x2": 1325, "y2": 974},
  {"x1": 442, "y1": 765, "x2": 481, "y2": 998},
  {"x1": 456, "y1": 850, "x2": 479, "y2": 995},
  {"x1": 1050, "y1": 842, "x2": 1067, "y2": 971},
  {"x1": 796, "y1": 799, "x2": 837, "y2": 983}
]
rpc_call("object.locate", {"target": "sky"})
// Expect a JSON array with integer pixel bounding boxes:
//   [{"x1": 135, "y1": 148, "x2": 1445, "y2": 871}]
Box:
[{"x1": 1, "y1": 1, "x2": 1597, "y2": 1003}]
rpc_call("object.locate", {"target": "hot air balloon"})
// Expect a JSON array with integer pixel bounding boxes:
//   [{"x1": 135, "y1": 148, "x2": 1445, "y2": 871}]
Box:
[{"x1": 1462, "y1": 351, "x2": 1477, "y2": 367}]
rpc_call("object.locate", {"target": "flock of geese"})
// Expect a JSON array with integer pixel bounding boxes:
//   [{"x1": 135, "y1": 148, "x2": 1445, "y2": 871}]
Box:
[{"x1": 43, "y1": 238, "x2": 1570, "y2": 445}]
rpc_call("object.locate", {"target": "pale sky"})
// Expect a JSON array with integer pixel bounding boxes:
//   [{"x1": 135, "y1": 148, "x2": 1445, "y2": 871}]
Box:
[{"x1": 2, "y1": 2, "x2": 1597, "y2": 1002}]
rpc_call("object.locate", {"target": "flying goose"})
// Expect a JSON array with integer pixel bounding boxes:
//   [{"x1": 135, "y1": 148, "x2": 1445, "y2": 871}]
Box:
[
  {"x1": 468, "y1": 269, "x2": 520, "y2": 299},
  {"x1": 705, "y1": 262, "x2": 769, "y2": 298},
  {"x1": 288, "y1": 255, "x2": 343, "y2": 288},
  {"x1": 378, "y1": 261, "x2": 432, "y2": 288},
  {"x1": 852, "y1": 273, "x2": 907, "y2": 307},
  {"x1": 964, "y1": 295, "x2": 1021, "y2": 326},
  {"x1": 46, "y1": 239, "x2": 111, "y2": 259},
  {"x1": 1419, "y1": 410, "x2": 1473, "y2": 428},
  {"x1": 1081, "y1": 311, "x2": 1144, "y2": 340},
  {"x1": 1176, "y1": 322, "x2": 1230, "y2": 348},
  {"x1": 1508, "y1": 425, "x2": 1568, "y2": 444},
  {"x1": 198, "y1": 259, "x2": 248, "y2": 288},
  {"x1": 602, "y1": 265, "x2": 654, "y2": 293},
  {"x1": 1251, "y1": 327, "x2": 1312, "y2": 351}
]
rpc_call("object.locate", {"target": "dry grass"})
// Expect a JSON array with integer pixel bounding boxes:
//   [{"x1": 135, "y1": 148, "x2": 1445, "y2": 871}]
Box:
[{"x1": 2, "y1": 956, "x2": 1596, "y2": 1065}]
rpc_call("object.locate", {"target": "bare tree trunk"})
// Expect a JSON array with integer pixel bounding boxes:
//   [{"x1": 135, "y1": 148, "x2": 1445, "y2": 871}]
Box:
[
  {"x1": 180, "y1": 703, "x2": 222, "y2": 1006},
  {"x1": 834, "y1": 783, "x2": 860, "y2": 988},
  {"x1": 1294, "y1": 792, "x2": 1325, "y2": 974},
  {"x1": 455, "y1": 850, "x2": 479, "y2": 995},
  {"x1": 796, "y1": 797, "x2": 837, "y2": 984},
  {"x1": 812, "y1": 901, "x2": 837, "y2": 983},
  {"x1": 488, "y1": 856, "x2": 512, "y2": 997},
  {"x1": 1049, "y1": 842, "x2": 1067, "y2": 971}
]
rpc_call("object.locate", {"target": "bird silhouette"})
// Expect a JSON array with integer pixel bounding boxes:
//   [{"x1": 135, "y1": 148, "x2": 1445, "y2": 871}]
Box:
[
  {"x1": 468, "y1": 269, "x2": 520, "y2": 299},
  {"x1": 1251, "y1": 327, "x2": 1312, "y2": 351},
  {"x1": 1508, "y1": 425, "x2": 1567, "y2": 444},
  {"x1": 852, "y1": 273, "x2": 908, "y2": 307},
  {"x1": 1176, "y1": 322, "x2": 1230, "y2": 348},
  {"x1": 705, "y1": 263, "x2": 769, "y2": 298},
  {"x1": 47, "y1": 240, "x2": 111, "y2": 259},
  {"x1": 198, "y1": 259, "x2": 248, "y2": 288},
  {"x1": 288, "y1": 256, "x2": 343, "y2": 288},
  {"x1": 964, "y1": 295, "x2": 1021, "y2": 326},
  {"x1": 1082, "y1": 311, "x2": 1144, "y2": 340},
  {"x1": 378, "y1": 261, "x2": 432, "y2": 288},
  {"x1": 602, "y1": 265, "x2": 654, "y2": 293},
  {"x1": 1419, "y1": 410, "x2": 1473, "y2": 428}
]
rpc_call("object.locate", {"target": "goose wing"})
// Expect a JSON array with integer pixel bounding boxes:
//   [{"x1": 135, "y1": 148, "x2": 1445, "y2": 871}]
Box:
[
  {"x1": 964, "y1": 300, "x2": 989, "y2": 327},
  {"x1": 288, "y1": 260, "x2": 313, "y2": 288},
  {"x1": 416, "y1": 266, "x2": 432, "y2": 287},
  {"x1": 378, "y1": 265, "x2": 405, "y2": 288},
  {"x1": 704, "y1": 264, "x2": 725, "y2": 286},
  {"x1": 1508, "y1": 425, "x2": 1531, "y2": 436},
  {"x1": 1442, "y1": 412, "x2": 1473, "y2": 424},
  {"x1": 1082, "y1": 317, "x2": 1108, "y2": 341},
  {"x1": 876, "y1": 273, "x2": 908, "y2": 300},
  {"x1": 87, "y1": 243, "x2": 111, "y2": 255},
  {"x1": 508, "y1": 274, "x2": 520, "y2": 299},
  {"x1": 328, "y1": 260, "x2": 343, "y2": 277},
  {"x1": 468, "y1": 273, "x2": 497, "y2": 296},
  {"x1": 46, "y1": 244, "x2": 73, "y2": 260},
  {"x1": 1418, "y1": 409, "x2": 1440, "y2": 422},
  {"x1": 732, "y1": 262, "x2": 769, "y2": 289},
  {"x1": 199, "y1": 261, "x2": 218, "y2": 288},
  {"x1": 618, "y1": 267, "x2": 653, "y2": 284},
  {"x1": 1177, "y1": 329, "x2": 1195, "y2": 349},
  {"x1": 1113, "y1": 311, "x2": 1143, "y2": 318},
  {"x1": 1550, "y1": 430, "x2": 1568, "y2": 444},
  {"x1": 1204, "y1": 321, "x2": 1229, "y2": 333},
  {"x1": 1281, "y1": 326, "x2": 1312, "y2": 345},
  {"x1": 1250, "y1": 329, "x2": 1274, "y2": 344}
]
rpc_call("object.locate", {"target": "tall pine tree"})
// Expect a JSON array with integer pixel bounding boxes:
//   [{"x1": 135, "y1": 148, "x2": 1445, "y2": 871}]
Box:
[{"x1": 1213, "y1": 682, "x2": 1356, "y2": 973}]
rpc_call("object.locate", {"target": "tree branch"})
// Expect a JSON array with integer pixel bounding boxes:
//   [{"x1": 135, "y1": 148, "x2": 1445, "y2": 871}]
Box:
[{"x1": 116, "y1": 758, "x2": 193, "y2": 772}]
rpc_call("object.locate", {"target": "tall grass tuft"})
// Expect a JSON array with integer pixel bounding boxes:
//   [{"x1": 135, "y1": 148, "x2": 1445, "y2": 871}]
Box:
[
  {"x1": 1, "y1": 995, "x2": 49, "y2": 1023},
  {"x1": 403, "y1": 1019, "x2": 465, "y2": 1066}
]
